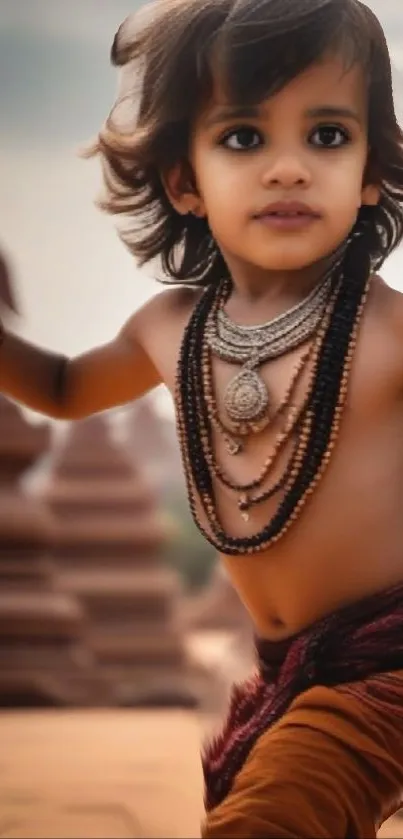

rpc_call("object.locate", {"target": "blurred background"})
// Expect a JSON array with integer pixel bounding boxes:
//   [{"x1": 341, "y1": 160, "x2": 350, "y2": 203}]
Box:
[{"x1": 0, "y1": 1, "x2": 402, "y2": 836}]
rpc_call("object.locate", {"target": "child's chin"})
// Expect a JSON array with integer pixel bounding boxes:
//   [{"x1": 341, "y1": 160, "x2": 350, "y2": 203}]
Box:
[{"x1": 249, "y1": 251, "x2": 322, "y2": 273}]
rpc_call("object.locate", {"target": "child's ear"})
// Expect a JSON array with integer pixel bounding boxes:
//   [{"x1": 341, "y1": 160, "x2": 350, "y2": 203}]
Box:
[
  {"x1": 361, "y1": 154, "x2": 380, "y2": 207},
  {"x1": 361, "y1": 183, "x2": 380, "y2": 207},
  {"x1": 161, "y1": 161, "x2": 206, "y2": 217}
]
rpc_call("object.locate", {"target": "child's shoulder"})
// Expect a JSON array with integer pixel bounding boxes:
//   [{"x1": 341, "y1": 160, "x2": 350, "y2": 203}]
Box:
[
  {"x1": 146, "y1": 283, "x2": 202, "y2": 313},
  {"x1": 153, "y1": 284, "x2": 203, "y2": 316},
  {"x1": 125, "y1": 283, "x2": 202, "y2": 333},
  {"x1": 121, "y1": 284, "x2": 203, "y2": 369},
  {"x1": 365, "y1": 273, "x2": 403, "y2": 389},
  {"x1": 369, "y1": 273, "x2": 403, "y2": 327}
]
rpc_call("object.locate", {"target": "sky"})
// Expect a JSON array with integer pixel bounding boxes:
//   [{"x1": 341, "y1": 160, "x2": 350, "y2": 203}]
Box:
[{"x1": 0, "y1": 0, "x2": 402, "y2": 419}]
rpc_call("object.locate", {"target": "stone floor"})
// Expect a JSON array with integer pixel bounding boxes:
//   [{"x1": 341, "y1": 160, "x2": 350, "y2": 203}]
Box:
[
  {"x1": 0, "y1": 709, "x2": 204, "y2": 838},
  {"x1": 0, "y1": 707, "x2": 402, "y2": 838}
]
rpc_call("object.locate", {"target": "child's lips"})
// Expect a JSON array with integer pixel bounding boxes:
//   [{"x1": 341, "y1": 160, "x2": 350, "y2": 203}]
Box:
[
  {"x1": 253, "y1": 201, "x2": 321, "y2": 230},
  {"x1": 254, "y1": 214, "x2": 321, "y2": 230},
  {"x1": 255, "y1": 200, "x2": 321, "y2": 217}
]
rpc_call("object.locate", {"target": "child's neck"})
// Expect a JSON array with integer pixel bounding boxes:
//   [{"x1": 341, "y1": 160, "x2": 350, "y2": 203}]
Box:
[{"x1": 227, "y1": 256, "x2": 333, "y2": 309}]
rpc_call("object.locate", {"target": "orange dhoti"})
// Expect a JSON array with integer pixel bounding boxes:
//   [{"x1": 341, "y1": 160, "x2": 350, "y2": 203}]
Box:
[{"x1": 202, "y1": 585, "x2": 403, "y2": 838}]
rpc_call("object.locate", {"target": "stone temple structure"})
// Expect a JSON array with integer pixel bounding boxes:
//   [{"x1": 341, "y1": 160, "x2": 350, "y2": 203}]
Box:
[
  {"x1": 39, "y1": 414, "x2": 196, "y2": 707},
  {"x1": 183, "y1": 563, "x2": 251, "y2": 632},
  {"x1": 0, "y1": 397, "x2": 101, "y2": 706},
  {"x1": 125, "y1": 397, "x2": 183, "y2": 496}
]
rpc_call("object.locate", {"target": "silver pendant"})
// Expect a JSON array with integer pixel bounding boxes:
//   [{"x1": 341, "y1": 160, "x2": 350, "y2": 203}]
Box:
[
  {"x1": 224, "y1": 435, "x2": 243, "y2": 456},
  {"x1": 224, "y1": 367, "x2": 269, "y2": 423}
]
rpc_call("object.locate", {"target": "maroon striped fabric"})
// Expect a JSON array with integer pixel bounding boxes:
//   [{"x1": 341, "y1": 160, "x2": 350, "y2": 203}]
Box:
[{"x1": 202, "y1": 582, "x2": 403, "y2": 811}]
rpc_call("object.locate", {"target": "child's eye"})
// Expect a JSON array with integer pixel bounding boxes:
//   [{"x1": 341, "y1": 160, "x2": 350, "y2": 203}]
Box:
[
  {"x1": 309, "y1": 125, "x2": 351, "y2": 149},
  {"x1": 219, "y1": 127, "x2": 262, "y2": 151}
]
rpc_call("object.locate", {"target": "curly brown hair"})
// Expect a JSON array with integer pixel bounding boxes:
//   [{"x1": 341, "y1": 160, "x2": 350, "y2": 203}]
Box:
[{"x1": 88, "y1": 0, "x2": 403, "y2": 286}]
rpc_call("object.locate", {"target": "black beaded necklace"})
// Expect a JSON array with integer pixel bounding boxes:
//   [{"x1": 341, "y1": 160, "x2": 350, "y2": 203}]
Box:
[{"x1": 174, "y1": 229, "x2": 371, "y2": 555}]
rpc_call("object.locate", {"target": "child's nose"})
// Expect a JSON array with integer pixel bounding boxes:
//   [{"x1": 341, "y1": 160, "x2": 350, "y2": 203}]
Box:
[{"x1": 261, "y1": 154, "x2": 311, "y2": 188}]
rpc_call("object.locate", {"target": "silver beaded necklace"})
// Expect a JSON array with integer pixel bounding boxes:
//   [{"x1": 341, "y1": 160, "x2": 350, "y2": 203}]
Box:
[{"x1": 206, "y1": 249, "x2": 345, "y2": 425}]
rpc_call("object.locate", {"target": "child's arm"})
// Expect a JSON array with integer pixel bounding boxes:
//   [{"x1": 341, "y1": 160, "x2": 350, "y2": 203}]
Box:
[{"x1": 0, "y1": 302, "x2": 162, "y2": 420}]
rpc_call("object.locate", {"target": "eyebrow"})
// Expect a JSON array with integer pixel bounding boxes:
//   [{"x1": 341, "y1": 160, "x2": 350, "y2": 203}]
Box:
[{"x1": 204, "y1": 104, "x2": 363, "y2": 128}]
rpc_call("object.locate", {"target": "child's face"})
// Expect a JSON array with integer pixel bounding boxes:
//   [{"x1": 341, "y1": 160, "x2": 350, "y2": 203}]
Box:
[{"x1": 180, "y1": 54, "x2": 378, "y2": 276}]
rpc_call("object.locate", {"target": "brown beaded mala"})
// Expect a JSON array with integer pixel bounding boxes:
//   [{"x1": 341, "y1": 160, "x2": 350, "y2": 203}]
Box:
[
  {"x1": 174, "y1": 230, "x2": 371, "y2": 555},
  {"x1": 202, "y1": 282, "x2": 338, "y2": 481}
]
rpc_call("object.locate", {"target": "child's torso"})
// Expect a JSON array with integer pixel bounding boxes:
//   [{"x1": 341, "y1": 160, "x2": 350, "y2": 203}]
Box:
[{"x1": 145, "y1": 277, "x2": 403, "y2": 639}]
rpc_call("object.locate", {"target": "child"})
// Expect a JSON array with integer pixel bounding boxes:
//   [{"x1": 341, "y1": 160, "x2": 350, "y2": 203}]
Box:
[{"x1": 2, "y1": 0, "x2": 403, "y2": 834}]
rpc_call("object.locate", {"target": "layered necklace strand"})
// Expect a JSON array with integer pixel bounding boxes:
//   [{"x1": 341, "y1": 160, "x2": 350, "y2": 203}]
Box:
[
  {"x1": 174, "y1": 239, "x2": 370, "y2": 555},
  {"x1": 203, "y1": 250, "x2": 344, "y2": 456},
  {"x1": 202, "y1": 280, "x2": 340, "y2": 520},
  {"x1": 205, "y1": 256, "x2": 340, "y2": 428}
]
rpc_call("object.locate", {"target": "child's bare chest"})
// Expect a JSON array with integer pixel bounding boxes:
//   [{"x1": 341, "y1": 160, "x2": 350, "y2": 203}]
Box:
[
  {"x1": 220, "y1": 404, "x2": 403, "y2": 638},
  {"x1": 219, "y1": 315, "x2": 403, "y2": 637},
  {"x1": 151, "y1": 289, "x2": 403, "y2": 638}
]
